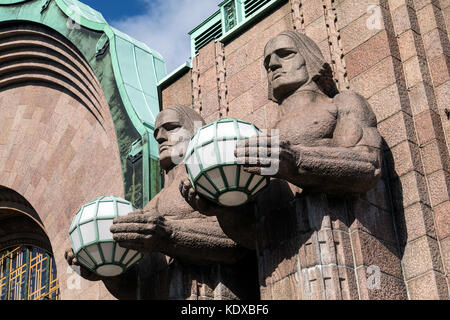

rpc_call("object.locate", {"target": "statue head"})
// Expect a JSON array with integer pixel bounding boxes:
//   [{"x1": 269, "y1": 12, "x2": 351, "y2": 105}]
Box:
[
  {"x1": 154, "y1": 105, "x2": 205, "y2": 171},
  {"x1": 264, "y1": 30, "x2": 336, "y2": 103}
]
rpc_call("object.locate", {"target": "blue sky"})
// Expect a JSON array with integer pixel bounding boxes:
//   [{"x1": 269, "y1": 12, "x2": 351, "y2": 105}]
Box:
[
  {"x1": 81, "y1": 0, "x2": 218, "y2": 73},
  {"x1": 82, "y1": 0, "x2": 145, "y2": 20}
]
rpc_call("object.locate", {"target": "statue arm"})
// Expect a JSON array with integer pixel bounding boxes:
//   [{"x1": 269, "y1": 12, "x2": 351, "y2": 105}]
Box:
[
  {"x1": 291, "y1": 92, "x2": 382, "y2": 193},
  {"x1": 238, "y1": 91, "x2": 382, "y2": 194},
  {"x1": 111, "y1": 199, "x2": 249, "y2": 265},
  {"x1": 180, "y1": 178, "x2": 257, "y2": 250},
  {"x1": 291, "y1": 144, "x2": 381, "y2": 194},
  {"x1": 158, "y1": 215, "x2": 249, "y2": 264}
]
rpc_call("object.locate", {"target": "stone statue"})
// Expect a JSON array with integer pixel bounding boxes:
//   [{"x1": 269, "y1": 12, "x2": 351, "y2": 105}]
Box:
[
  {"x1": 181, "y1": 30, "x2": 383, "y2": 299},
  {"x1": 66, "y1": 30, "x2": 384, "y2": 299},
  {"x1": 181, "y1": 29, "x2": 382, "y2": 236},
  {"x1": 110, "y1": 105, "x2": 247, "y2": 265},
  {"x1": 237, "y1": 30, "x2": 382, "y2": 193},
  {"x1": 65, "y1": 105, "x2": 257, "y2": 299}
]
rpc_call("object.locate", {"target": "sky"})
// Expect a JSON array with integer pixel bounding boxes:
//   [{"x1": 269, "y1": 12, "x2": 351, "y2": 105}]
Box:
[{"x1": 82, "y1": 0, "x2": 219, "y2": 74}]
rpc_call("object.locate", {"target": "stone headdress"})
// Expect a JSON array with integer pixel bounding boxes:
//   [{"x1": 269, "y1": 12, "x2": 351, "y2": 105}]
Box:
[
  {"x1": 266, "y1": 30, "x2": 337, "y2": 103},
  {"x1": 154, "y1": 105, "x2": 205, "y2": 171},
  {"x1": 158, "y1": 104, "x2": 206, "y2": 137}
]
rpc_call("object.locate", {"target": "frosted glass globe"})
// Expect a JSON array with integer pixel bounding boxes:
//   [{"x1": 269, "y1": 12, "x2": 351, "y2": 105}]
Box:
[
  {"x1": 184, "y1": 118, "x2": 269, "y2": 207},
  {"x1": 68, "y1": 196, "x2": 142, "y2": 277}
]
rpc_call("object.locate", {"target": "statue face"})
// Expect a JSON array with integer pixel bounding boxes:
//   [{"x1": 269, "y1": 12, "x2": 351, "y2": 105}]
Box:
[
  {"x1": 154, "y1": 109, "x2": 189, "y2": 170},
  {"x1": 264, "y1": 35, "x2": 309, "y2": 101}
]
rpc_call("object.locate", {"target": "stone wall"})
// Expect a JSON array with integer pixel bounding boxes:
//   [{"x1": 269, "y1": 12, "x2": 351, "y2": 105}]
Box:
[
  {"x1": 0, "y1": 23, "x2": 125, "y2": 300},
  {"x1": 335, "y1": 0, "x2": 450, "y2": 299},
  {"x1": 161, "y1": 70, "x2": 193, "y2": 110},
  {"x1": 160, "y1": 0, "x2": 450, "y2": 299}
]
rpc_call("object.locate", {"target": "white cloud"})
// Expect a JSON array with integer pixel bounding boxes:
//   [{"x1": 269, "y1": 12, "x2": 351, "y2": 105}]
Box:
[{"x1": 111, "y1": 0, "x2": 219, "y2": 74}]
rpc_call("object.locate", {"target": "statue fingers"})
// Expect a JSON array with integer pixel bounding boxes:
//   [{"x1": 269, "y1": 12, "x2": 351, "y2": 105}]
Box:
[
  {"x1": 179, "y1": 180, "x2": 186, "y2": 197},
  {"x1": 64, "y1": 247, "x2": 75, "y2": 264},
  {"x1": 114, "y1": 233, "x2": 160, "y2": 251},
  {"x1": 113, "y1": 213, "x2": 152, "y2": 224},
  {"x1": 114, "y1": 240, "x2": 144, "y2": 250},
  {"x1": 240, "y1": 157, "x2": 273, "y2": 167},
  {"x1": 187, "y1": 186, "x2": 197, "y2": 202},
  {"x1": 237, "y1": 146, "x2": 276, "y2": 161},
  {"x1": 242, "y1": 157, "x2": 276, "y2": 175},
  {"x1": 235, "y1": 139, "x2": 250, "y2": 150},
  {"x1": 66, "y1": 248, "x2": 102, "y2": 281},
  {"x1": 130, "y1": 209, "x2": 145, "y2": 215},
  {"x1": 113, "y1": 231, "x2": 155, "y2": 242},
  {"x1": 242, "y1": 166, "x2": 261, "y2": 175},
  {"x1": 262, "y1": 130, "x2": 277, "y2": 139},
  {"x1": 235, "y1": 144, "x2": 244, "y2": 158},
  {"x1": 111, "y1": 222, "x2": 158, "y2": 235},
  {"x1": 248, "y1": 135, "x2": 275, "y2": 147},
  {"x1": 256, "y1": 135, "x2": 273, "y2": 148},
  {"x1": 65, "y1": 248, "x2": 84, "y2": 267},
  {"x1": 179, "y1": 178, "x2": 193, "y2": 199}
]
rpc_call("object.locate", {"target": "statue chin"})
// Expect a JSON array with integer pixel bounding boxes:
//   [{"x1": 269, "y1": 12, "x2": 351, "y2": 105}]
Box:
[
  {"x1": 273, "y1": 86, "x2": 297, "y2": 102},
  {"x1": 272, "y1": 81, "x2": 306, "y2": 102},
  {"x1": 159, "y1": 156, "x2": 175, "y2": 172}
]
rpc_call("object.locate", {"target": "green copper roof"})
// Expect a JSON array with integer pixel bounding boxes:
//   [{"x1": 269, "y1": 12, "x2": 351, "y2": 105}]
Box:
[
  {"x1": 0, "y1": 0, "x2": 166, "y2": 141},
  {"x1": 188, "y1": 0, "x2": 283, "y2": 57},
  {"x1": 56, "y1": 0, "x2": 167, "y2": 135},
  {"x1": 109, "y1": 26, "x2": 165, "y2": 129},
  {"x1": 0, "y1": 0, "x2": 30, "y2": 4},
  {"x1": 0, "y1": 0, "x2": 166, "y2": 153},
  {"x1": 0, "y1": 0, "x2": 165, "y2": 207},
  {"x1": 58, "y1": 0, "x2": 106, "y2": 26}
]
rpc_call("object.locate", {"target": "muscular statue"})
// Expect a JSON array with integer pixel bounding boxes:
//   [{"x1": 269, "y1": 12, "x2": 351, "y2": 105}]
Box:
[
  {"x1": 110, "y1": 105, "x2": 247, "y2": 265},
  {"x1": 65, "y1": 105, "x2": 252, "y2": 298},
  {"x1": 181, "y1": 30, "x2": 382, "y2": 253},
  {"x1": 65, "y1": 30, "x2": 384, "y2": 300},
  {"x1": 236, "y1": 30, "x2": 382, "y2": 194}
]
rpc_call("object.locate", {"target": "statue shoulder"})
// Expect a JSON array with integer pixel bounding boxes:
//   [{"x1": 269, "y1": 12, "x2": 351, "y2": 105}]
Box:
[{"x1": 333, "y1": 91, "x2": 377, "y2": 127}]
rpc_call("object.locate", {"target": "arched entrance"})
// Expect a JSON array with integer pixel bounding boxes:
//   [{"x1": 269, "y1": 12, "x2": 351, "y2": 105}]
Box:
[{"x1": 0, "y1": 186, "x2": 60, "y2": 300}]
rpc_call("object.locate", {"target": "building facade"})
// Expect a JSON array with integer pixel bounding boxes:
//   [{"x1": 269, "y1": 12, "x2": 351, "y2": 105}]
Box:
[
  {"x1": 0, "y1": 0, "x2": 449, "y2": 300},
  {"x1": 160, "y1": 0, "x2": 450, "y2": 300},
  {"x1": 0, "y1": 0, "x2": 165, "y2": 300}
]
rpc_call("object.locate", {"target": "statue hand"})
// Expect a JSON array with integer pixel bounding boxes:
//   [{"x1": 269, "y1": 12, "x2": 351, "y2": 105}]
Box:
[
  {"x1": 179, "y1": 178, "x2": 217, "y2": 216},
  {"x1": 235, "y1": 134, "x2": 299, "y2": 180},
  {"x1": 64, "y1": 247, "x2": 103, "y2": 282},
  {"x1": 111, "y1": 210, "x2": 169, "y2": 252}
]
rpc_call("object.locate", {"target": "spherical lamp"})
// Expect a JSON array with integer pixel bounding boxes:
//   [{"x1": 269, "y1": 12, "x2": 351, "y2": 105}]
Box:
[
  {"x1": 68, "y1": 196, "x2": 143, "y2": 277},
  {"x1": 184, "y1": 118, "x2": 269, "y2": 207}
]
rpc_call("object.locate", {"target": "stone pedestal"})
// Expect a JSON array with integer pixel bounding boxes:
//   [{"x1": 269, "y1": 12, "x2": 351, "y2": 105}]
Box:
[
  {"x1": 255, "y1": 179, "x2": 408, "y2": 300},
  {"x1": 137, "y1": 253, "x2": 259, "y2": 300}
]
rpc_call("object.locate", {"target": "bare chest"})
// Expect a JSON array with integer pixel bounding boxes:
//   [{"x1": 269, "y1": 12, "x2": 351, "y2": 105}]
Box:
[
  {"x1": 156, "y1": 175, "x2": 195, "y2": 217},
  {"x1": 275, "y1": 104, "x2": 337, "y2": 146}
]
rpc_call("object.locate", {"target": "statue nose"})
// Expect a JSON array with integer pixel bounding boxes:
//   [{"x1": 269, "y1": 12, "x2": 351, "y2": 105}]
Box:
[
  {"x1": 268, "y1": 54, "x2": 281, "y2": 71},
  {"x1": 155, "y1": 128, "x2": 167, "y2": 144}
]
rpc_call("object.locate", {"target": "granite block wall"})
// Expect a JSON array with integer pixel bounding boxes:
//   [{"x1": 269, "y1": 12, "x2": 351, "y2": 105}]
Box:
[
  {"x1": 0, "y1": 23, "x2": 125, "y2": 300},
  {"x1": 160, "y1": 0, "x2": 450, "y2": 299}
]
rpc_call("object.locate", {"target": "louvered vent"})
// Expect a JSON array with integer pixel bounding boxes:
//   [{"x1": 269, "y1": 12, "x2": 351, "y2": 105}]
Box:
[
  {"x1": 244, "y1": 0, "x2": 272, "y2": 18},
  {"x1": 194, "y1": 20, "x2": 222, "y2": 55}
]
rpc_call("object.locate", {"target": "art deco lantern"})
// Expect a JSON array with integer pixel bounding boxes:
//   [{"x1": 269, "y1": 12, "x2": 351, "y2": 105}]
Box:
[
  {"x1": 68, "y1": 196, "x2": 143, "y2": 277},
  {"x1": 184, "y1": 118, "x2": 269, "y2": 207}
]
